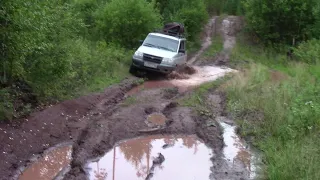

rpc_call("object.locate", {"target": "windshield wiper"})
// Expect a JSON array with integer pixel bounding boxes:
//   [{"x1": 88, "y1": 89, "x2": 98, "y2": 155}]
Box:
[
  {"x1": 158, "y1": 46, "x2": 174, "y2": 52},
  {"x1": 144, "y1": 43, "x2": 156, "y2": 47}
]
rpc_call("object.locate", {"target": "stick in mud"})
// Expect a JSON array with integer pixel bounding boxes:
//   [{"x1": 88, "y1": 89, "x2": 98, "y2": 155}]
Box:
[{"x1": 145, "y1": 153, "x2": 165, "y2": 180}]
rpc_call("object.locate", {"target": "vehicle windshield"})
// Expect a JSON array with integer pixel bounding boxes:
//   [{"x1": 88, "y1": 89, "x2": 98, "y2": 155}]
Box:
[{"x1": 143, "y1": 35, "x2": 179, "y2": 52}]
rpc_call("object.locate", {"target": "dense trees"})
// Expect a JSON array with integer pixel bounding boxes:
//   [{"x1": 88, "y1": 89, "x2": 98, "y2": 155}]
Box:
[{"x1": 243, "y1": 0, "x2": 320, "y2": 44}]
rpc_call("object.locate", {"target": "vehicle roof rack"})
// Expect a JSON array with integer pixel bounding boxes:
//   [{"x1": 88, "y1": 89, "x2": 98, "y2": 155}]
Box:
[{"x1": 154, "y1": 22, "x2": 185, "y2": 38}]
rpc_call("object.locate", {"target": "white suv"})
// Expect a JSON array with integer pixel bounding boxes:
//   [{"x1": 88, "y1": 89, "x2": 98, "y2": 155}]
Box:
[{"x1": 130, "y1": 32, "x2": 187, "y2": 74}]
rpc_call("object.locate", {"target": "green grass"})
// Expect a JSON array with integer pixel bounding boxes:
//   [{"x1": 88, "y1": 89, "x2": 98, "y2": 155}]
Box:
[
  {"x1": 122, "y1": 96, "x2": 137, "y2": 107},
  {"x1": 84, "y1": 64, "x2": 130, "y2": 93},
  {"x1": 203, "y1": 34, "x2": 223, "y2": 58},
  {"x1": 180, "y1": 77, "x2": 228, "y2": 114},
  {"x1": 225, "y1": 38, "x2": 320, "y2": 179}
]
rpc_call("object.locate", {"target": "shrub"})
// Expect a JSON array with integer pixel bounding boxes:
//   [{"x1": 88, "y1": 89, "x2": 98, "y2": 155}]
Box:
[
  {"x1": 294, "y1": 39, "x2": 320, "y2": 64},
  {"x1": 158, "y1": 0, "x2": 209, "y2": 41},
  {"x1": 96, "y1": 0, "x2": 162, "y2": 48},
  {"x1": 243, "y1": 0, "x2": 319, "y2": 44}
]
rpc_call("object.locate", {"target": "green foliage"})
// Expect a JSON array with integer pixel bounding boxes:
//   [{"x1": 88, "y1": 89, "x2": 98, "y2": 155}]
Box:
[
  {"x1": 0, "y1": 88, "x2": 13, "y2": 121},
  {"x1": 34, "y1": 40, "x2": 131, "y2": 100},
  {"x1": 204, "y1": 0, "x2": 244, "y2": 15},
  {"x1": 155, "y1": 0, "x2": 209, "y2": 41},
  {"x1": 1, "y1": 0, "x2": 133, "y2": 120},
  {"x1": 294, "y1": 39, "x2": 320, "y2": 64},
  {"x1": 203, "y1": 35, "x2": 223, "y2": 57},
  {"x1": 243, "y1": 0, "x2": 319, "y2": 44},
  {"x1": 1, "y1": 0, "x2": 83, "y2": 84},
  {"x1": 96, "y1": 0, "x2": 162, "y2": 48}
]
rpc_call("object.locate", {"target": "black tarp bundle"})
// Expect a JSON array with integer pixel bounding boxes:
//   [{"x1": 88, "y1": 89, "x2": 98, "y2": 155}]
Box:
[{"x1": 162, "y1": 22, "x2": 185, "y2": 36}]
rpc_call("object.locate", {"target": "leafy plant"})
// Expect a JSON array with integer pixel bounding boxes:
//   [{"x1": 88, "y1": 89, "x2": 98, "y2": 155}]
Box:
[
  {"x1": 243, "y1": 0, "x2": 319, "y2": 44},
  {"x1": 294, "y1": 39, "x2": 320, "y2": 64},
  {"x1": 96, "y1": 0, "x2": 162, "y2": 48}
]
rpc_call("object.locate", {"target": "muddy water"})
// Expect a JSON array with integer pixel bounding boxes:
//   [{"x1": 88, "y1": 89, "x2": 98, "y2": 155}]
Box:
[
  {"x1": 127, "y1": 80, "x2": 175, "y2": 96},
  {"x1": 219, "y1": 122, "x2": 258, "y2": 179},
  {"x1": 86, "y1": 135, "x2": 213, "y2": 180},
  {"x1": 147, "y1": 113, "x2": 167, "y2": 126},
  {"x1": 19, "y1": 145, "x2": 72, "y2": 180},
  {"x1": 127, "y1": 66, "x2": 234, "y2": 96}
]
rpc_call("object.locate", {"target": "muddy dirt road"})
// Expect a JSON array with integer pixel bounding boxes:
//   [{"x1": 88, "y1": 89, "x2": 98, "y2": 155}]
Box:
[{"x1": 0, "y1": 16, "x2": 261, "y2": 180}]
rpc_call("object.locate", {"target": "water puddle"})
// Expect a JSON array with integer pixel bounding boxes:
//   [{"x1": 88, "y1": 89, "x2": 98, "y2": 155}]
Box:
[
  {"x1": 127, "y1": 80, "x2": 175, "y2": 96},
  {"x1": 127, "y1": 66, "x2": 234, "y2": 96},
  {"x1": 19, "y1": 145, "x2": 72, "y2": 180},
  {"x1": 219, "y1": 121, "x2": 258, "y2": 179},
  {"x1": 146, "y1": 113, "x2": 167, "y2": 126},
  {"x1": 86, "y1": 135, "x2": 213, "y2": 180}
]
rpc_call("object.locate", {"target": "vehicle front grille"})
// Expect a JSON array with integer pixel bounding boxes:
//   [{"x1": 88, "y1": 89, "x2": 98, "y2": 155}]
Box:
[{"x1": 143, "y1": 54, "x2": 163, "y2": 64}]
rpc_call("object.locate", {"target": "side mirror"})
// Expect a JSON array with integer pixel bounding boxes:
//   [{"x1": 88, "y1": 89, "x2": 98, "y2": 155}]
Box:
[
  {"x1": 179, "y1": 49, "x2": 185, "y2": 54},
  {"x1": 139, "y1": 40, "x2": 144, "y2": 44}
]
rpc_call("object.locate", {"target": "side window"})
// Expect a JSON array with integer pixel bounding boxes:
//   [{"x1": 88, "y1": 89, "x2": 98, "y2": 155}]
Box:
[{"x1": 179, "y1": 40, "x2": 185, "y2": 51}]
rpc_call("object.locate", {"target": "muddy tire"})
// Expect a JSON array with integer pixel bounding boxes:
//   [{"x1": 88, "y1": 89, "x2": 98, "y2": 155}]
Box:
[{"x1": 129, "y1": 64, "x2": 137, "y2": 75}]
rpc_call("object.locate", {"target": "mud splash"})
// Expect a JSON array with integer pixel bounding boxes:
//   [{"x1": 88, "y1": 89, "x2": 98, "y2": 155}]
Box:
[
  {"x1": 127, "y1": 66, "x2": 234, "y2": 96},
  {"x1": 219, "y1": 121, "x2": 258, "y2": 179},
  {"x1": 85, "y1": 135, "x2": 213, "y2": 180},
  {"x1": 18, "y1": 145, "x2": 72, "y2": 180}
]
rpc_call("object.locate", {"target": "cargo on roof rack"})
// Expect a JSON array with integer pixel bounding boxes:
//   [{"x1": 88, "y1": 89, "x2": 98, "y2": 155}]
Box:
[{"x1": 154, "y1": 22, "x2": 185, "y2": 38}]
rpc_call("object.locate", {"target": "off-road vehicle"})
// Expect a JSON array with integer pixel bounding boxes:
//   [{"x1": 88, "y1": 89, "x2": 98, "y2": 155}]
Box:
[{"x1": 130, "y1": 23, "x2": 187, "y2": 74}]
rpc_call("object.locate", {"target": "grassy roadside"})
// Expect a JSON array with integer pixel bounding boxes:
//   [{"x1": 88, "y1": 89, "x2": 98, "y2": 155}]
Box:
[{"x1": 224, "y1": 35, "x2": 320, "y2": 180}]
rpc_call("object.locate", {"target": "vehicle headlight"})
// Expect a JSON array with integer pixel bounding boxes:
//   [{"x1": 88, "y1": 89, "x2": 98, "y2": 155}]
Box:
[
  {"x1": 162, "y1": 58, "x2": 173, "y2": 64},
  {"x1": 134, "y1": 51, "x2": 143, "y2": 58}
]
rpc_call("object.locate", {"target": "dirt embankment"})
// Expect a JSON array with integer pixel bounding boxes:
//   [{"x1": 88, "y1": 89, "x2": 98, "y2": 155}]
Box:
[{"x1": 0, "y1": 16, "x2": 249, "y2": 180}]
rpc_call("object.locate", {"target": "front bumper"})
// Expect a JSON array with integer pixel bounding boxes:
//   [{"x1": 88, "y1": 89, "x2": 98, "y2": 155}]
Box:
[{"x1": 132, "y1": 57, "x2": 176, "y2": 74}]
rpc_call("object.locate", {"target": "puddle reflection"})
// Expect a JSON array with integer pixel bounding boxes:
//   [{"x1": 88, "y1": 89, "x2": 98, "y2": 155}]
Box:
[
  {"x1": 87, "y1": 135, "x2": 212, "y2": 180},
  {"x1": 219, "y1": 122, "x2": 257, "y2": 178},
  {"x1": 19, "y1": 145, "x2": 72, "y2": 180}
]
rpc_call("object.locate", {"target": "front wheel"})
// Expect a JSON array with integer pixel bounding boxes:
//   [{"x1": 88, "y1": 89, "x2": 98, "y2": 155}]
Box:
[{"x1": 129, "y1": 64, "x2": 137, "y2": 74}]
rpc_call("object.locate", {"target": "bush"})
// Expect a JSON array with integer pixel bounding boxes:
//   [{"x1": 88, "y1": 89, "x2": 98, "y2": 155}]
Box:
[
  {"x1": 294, "y1": 39, "x2": 320, "y2": 64},
  {"x1": 157, "y1": 0, "x2": 209, "y2": 41},
  {"x1": 96, "y1": 0, "x2": 162, "y2": 48},
  {"x1": 243, "y1": 0, "x2": 319, "y2": 44},
  {"x1": 204, "y1": 0, "x2": 244, "y2": 15},
  {"x1": 0, "y1": 88, "x2": 13, "y2": 121},
  {"x1": 31, "y1": 39, "x2": 132, "y2": 100},
  {"x1": 1, "y1": 0, "x2": 83, "y2": 85}
]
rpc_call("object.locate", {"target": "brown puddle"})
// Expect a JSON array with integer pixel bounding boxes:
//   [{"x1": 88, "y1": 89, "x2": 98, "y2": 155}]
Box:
[
  {"x1": 19, "y1": 145, "x2": 72, "y2": 180},
  {"x1": 86, "y1": 135, "x2": 213, "y2": 180},
  {"x1": 219, "y1": 122, "x2": 257, "y2": 179},
  {"x1": 127, "y1": 66, "x2": 235, "y2": 96},
  {"x1": 127, "y1": 80, "x2": 177, "y2": 96},
  {"x1": 146, "y1": 113, "x2": 167, "y2": 126}
]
